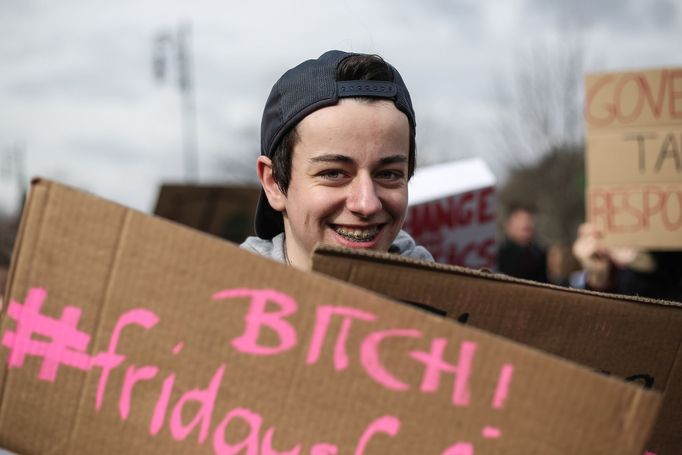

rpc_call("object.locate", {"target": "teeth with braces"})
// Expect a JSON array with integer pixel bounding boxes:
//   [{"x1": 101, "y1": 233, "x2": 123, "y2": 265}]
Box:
[{"x1": 334, "y1": 226, "x2": 380, "y2": 242}]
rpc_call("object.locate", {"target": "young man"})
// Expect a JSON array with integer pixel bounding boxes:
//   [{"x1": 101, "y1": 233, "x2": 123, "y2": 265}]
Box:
[{"x1": 241, "y1": 50, "x2": 432, "y2": 269}]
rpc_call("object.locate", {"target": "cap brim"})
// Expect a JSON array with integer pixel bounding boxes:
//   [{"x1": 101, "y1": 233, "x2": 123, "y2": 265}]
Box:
[{"x1": 255, "y1": 189, "x2": 284, "y2": 240}]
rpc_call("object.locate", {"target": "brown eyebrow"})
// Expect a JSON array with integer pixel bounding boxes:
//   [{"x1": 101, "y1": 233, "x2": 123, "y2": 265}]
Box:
[
  {"x1": 309, "y1": 154, "x2": 354, "y2": 164},
  {"x1": 309, "y1": 154, "x2": 408, "y2": 166},
  {"x1": 378, "y1": 155, "x2": 408, "y2": 166}
]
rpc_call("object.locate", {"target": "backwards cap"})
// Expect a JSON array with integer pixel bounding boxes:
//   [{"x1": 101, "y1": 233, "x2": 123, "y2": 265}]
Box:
[{"x1": 256, "y1": 50, "x2": 416, "y2": 239}]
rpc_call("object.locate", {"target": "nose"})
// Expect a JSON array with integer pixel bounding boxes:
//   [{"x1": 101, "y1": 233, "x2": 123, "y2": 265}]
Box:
[{"x1": 346, "y1": 173, "x2": 382, "y2": 218}]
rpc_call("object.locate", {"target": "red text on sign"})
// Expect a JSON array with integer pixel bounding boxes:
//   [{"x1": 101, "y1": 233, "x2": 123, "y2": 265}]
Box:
[
  {"x1": 586, "y1": 69, "x2": 682, "y2": 127},
  {"x1": 589, "y1": 185, "x2": 682, "y2": 233}
]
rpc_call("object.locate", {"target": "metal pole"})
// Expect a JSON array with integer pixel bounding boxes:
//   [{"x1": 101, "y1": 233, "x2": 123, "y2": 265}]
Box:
[{"x1": 177, "y1": 23, "x2": 198, "y2": 182}]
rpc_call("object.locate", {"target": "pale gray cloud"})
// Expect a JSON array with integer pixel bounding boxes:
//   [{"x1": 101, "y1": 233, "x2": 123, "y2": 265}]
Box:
[
  {"x1": 0, "y1": 0, "x2": 680, "y2": 213},
  {"x1": 526, "y1": 0, "x2": 679, "y2": 30}
]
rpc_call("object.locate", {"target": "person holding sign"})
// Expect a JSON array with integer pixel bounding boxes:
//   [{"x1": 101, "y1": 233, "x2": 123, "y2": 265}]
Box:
[
  {"x1": 241, "y1": 50, "x2": 433, "y2": 269},
  {"x1": 571, "y1": 223, "x2": 682, "y2": 301}
]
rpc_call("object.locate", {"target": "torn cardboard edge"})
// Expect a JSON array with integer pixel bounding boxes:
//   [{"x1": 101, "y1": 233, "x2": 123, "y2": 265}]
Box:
[
  {"x1": 0, "y1": 178, "x2": 665, "y2": 454},
  {"x1": 311, "y1": 243, "x2": 682, "y2": 454},
  {"x1": 311, "y1": 243, "x2": 682, "y2": 308}
]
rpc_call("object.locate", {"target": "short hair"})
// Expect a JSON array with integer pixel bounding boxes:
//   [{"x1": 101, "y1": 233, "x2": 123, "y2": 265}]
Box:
[
  {"x1": 271, "y1": 54, "x2": 416, "y2": 195},
  {"x1": 505, "y1": 204, "x2": 538, "y2": 220}
]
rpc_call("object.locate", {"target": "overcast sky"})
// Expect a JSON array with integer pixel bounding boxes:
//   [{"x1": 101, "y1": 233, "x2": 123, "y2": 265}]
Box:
[{"x1": 0, "y1": 0, "x2": 680, "y2": 215}]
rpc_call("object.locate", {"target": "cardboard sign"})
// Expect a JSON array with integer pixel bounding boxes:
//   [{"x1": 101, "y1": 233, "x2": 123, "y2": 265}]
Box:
[
  {"x1": 404, "y1": 158, "x2": 497, "y2": 268},
  {"x1": 312, "y1": 245, "x2": 682, "y2": 455},
  {"x1": 584, "y1": 67, "x2": 682, "y2": 249},
  {"x1": 154, "y1": 184, "x2": 260, "y2": 244},
  {"x1": 0, "y1": 180, "x2": 661, "y2": 454}
]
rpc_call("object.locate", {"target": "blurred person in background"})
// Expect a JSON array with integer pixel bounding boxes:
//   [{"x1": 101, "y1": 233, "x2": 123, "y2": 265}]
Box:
[
  {"x1": 571, "y1": 223, "x2": 682, "y2": 302},
  {"x1": 497, "y1": 206, "x2": 548, "y2": 282},
  {"x1": 241, "y1": 50, "x2": 432, "y2": 270}
]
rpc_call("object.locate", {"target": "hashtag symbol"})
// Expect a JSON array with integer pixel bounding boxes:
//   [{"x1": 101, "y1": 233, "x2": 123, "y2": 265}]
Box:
[{"x1": 2, "y1": 287, "x2": 94, "y2": 381}]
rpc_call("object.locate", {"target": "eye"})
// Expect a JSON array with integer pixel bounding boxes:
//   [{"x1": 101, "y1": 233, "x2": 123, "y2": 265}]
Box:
[
  {"x1": 375, "y1": 169, "x2": 405, "y2": 181},
  {"x1": 317, "y1": 169, "x2": 347, "y2": 180}
]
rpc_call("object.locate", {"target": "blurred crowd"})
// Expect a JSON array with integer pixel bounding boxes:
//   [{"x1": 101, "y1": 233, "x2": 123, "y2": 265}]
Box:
[{"x1": 497, "y1": 207, "x2": 682, "y2": 302}]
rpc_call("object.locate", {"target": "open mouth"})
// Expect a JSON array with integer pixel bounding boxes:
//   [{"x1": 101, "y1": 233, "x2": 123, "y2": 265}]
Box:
[{"x1": 331, "y1": 225, "x2": 382, "y2": 243}]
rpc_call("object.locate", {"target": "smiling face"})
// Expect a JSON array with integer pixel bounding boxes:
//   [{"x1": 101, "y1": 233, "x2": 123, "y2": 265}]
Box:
[{"x1": 259, "y1": 99, "x2": 410, "y2": 269}]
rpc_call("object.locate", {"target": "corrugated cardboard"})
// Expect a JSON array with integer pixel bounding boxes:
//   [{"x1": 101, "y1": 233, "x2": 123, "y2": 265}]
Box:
[
  {"x1": 404, "y1": 158, "x2": 497, "y2": 268},
  {"x1": 154, "y1": 183, "x2": 260, "y2": 243},
  {"x1": 0, "y1": 179, "x2": 661, "y2": 454},
  {"x1": 584, "y1": 67, "x2": 682, "y2": 249},
  {"x1": 312, "y1": 245, "x2": 682, "y2": 454}
]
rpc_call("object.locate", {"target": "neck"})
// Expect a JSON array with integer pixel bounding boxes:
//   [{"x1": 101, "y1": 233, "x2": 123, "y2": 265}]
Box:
[{"x1": 282, "y1": 233, "x2": 309, "y2": 270}]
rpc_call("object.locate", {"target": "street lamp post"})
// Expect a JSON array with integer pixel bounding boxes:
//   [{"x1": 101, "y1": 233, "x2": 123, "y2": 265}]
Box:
[{"x1": 153, "y1": 22, "x2": 199, "y2": 182}]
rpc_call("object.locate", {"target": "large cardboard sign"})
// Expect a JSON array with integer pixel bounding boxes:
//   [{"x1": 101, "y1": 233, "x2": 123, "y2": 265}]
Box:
[
  {"x1": 584, "y1": 67, "x2": 682, "y2": 249},
  {"x1": 0, "y1": 180, "x2": 661, "y2": 454},
  {"x1": 154, "y1": 184, "x2": 260, "y2": 244},
  {"x1": 404, "y1": 158, "x2": 496, "y2": 268},
  {"x1": 312, "y1": 245, "x2": 682, "y2": 455}
]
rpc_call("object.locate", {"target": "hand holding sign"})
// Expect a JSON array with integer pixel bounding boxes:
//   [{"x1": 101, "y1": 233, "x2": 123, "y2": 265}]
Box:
[{"x1": 572, "y1": 223, "x2": 657, "y2": 291}]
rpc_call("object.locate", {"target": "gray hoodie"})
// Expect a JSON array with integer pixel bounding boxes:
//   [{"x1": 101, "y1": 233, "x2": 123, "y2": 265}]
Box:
[{"x1": 240, "y1": 230, "x2": 433, "y2": 264}]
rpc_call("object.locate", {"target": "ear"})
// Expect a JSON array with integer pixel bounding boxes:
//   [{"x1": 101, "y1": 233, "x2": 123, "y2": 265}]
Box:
[{"x1": 257, "y1": 155, "x2": 287, "y2": 212}]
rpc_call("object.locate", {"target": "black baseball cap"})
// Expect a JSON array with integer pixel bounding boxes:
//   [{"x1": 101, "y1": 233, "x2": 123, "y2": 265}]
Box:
[{"x1": 255, "y1": 50, "x2": 416, "y2": 239}]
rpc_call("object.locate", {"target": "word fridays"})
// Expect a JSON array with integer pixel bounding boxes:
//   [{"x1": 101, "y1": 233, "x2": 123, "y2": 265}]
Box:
[{"x1": 2, "y1": 287, "x2": 514, "y2": 454}]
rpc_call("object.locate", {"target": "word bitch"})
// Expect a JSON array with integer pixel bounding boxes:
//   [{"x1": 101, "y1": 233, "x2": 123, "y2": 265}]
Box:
[{"x1": 2, "y1": 287, "x2": 515, "y2": 454}]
